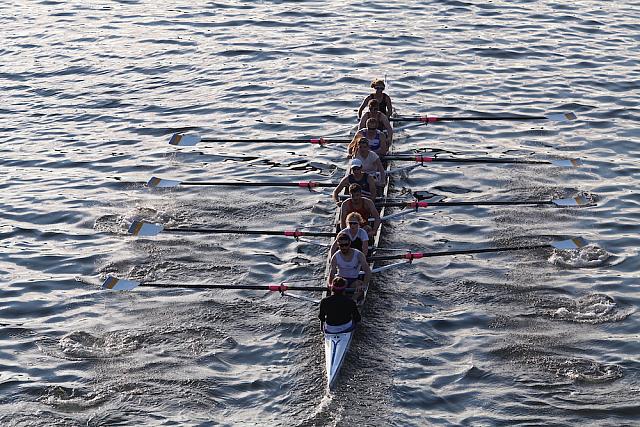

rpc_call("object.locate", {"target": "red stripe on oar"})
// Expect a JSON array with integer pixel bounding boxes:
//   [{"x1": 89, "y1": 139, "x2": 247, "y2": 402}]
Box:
[
  {"x1": 416, "y1": 155, "x2": 434, "y2": 162},
  {"x1": 403, "y1": 252, "x2": 425, "y2": 259},
  {"x1": 407, "y1": 201, "x2": 429, "y2": 208},
  {"x1": 310, "y1": 138, "x2": 325, "y2": 144},
  {"x1": 419, "y1": 116, "x2": 439, "y2": 123},
  {"x1": 298, "y1": 181, "x2": 319, "y2": 188},
  {"x1": 268, "y1": 284, "x2": 288, "y2": 292},
  {"x1": 284, "y1": 230, "x2": 303, "y2": 237}
]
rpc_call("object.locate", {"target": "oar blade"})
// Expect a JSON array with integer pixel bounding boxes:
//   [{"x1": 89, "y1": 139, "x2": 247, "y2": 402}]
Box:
[
  {"x1": 147, "y1": 177, "x2": 181, "y2": 188},
  {"x1": 169, "y1": 133, "x2": 201, "y2": 146},
  {"x1": 546, "y1": 112, "x2": 577, "y2": 122},
  {"x1": 552, "y1": 196, "x2": 590, "y2": 207},
  {"x1": 102, "y1": 276, "x2": 141, "y2": 291},
  {"x1": 551, "y1": 159, "x2": 582, "y2": 168},
  {"x1": 551, "y1": 237, "x2": 588, "y2": 250},
  {"x1": 128, "y1": 221, "x2": 164, "y2": 236}
]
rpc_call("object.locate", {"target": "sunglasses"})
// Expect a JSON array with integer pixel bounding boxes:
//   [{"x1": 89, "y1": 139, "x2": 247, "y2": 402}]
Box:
[
  {"x1": 352, "y1": 166, "x2": 362, "y2": 170},
  {"x1": 338, "y1": 241, "x2": 350, "y2": 247},
  {"x1": 375, "y1": 86, "x2": 384, "y2": 90},
  {"x1": 348, "y1": 221, "x2": 359, "y2": 225}
]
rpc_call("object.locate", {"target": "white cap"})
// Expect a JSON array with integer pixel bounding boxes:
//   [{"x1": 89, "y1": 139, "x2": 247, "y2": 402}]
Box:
[{"x1": 350, "y1": 158, "x2": 363, "y2": 169}]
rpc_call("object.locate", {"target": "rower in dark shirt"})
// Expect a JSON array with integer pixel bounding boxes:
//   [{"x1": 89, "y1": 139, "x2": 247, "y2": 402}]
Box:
[{"x1": 319, "y1": 277, "x2": 362, "y2": 333}]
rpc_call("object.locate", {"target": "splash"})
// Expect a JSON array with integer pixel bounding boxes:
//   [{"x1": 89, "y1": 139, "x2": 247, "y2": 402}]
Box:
[
  {"x1": 550, "y1": 294, "x2": 629, "y2": 324},
  {"x1": 548, "y1": 243, "x2": 609, "y2": 268},
  {"x1": 58, "y1": 330, "x2": 140, "y2": 359}
]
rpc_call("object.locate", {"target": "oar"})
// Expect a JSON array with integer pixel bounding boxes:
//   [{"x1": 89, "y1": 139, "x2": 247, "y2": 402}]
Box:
[
  {"x1": 102, "y1": 276, "x2": 330, "y2": 292},
  {"x1": 378, "y1": 196, "x2": 590, "y2": 209},
  {"x1": 128, "y1": 221, "x2": 336, "y2": 238},
  {"x1": 368, "y1": 237, "x2": 587, "y2": 261},
  {"x1": 390, "y1": 112, "x2": 577, "y2": 123},
  {"x1": 146, "y1": 177, "x2": 336, "y2": 189},
  {"x1": 168, "y1": 133, "x2": 351, "y2": 147},
  {"x1": 383, "y1": 155, "x2": 582, "y2": 167}
]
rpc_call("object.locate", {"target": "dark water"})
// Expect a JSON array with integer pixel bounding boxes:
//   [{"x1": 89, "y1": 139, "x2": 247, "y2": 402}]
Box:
[{"x1": 1, "y1": 1, "x2": 639, "y2": 425}]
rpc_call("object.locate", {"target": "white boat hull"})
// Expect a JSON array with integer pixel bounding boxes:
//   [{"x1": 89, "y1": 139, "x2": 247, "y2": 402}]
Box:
[{"x1": 324, "y1": 331, "x2": 354, "y2": 389}]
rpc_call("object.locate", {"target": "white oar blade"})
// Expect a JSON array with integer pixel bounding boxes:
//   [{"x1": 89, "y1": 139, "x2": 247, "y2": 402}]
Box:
[
  {"x1": 147, "y1": 177, "x2": 181, "y2": 188},
  {"x1": 168, "y1": 133, "x2": 201, "y2": 146},
  {"x1": 551, "y1": 237, "x2": 588, "y2": 250},
  {"x1": 128, "y1": 221, "x2": 164, "y2": 236},
  {"x1": 546, "y1": 112, "x2": 577, "y2": 122},
  {"x1": 102, "y1": 276, "x2": 141, "y2": 291},
  {"x1": 552, "y1": 196, "x2": 589, "y2": 207},
  {"x1": 551, "y1": 159, "x2": 582, "y2": 168}
]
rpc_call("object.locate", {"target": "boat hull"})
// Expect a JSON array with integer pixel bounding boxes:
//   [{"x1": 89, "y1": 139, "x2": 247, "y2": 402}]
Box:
[{"x1": 323, "y1": 129, "x2": 392, "y2": 390}]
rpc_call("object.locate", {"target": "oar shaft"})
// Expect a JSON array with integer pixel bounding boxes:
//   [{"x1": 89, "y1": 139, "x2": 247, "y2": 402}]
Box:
[
  {"x1": 141, "y1": 283, "x2": 329, "y2": 291},
  {"x1": 369, "y1": 244, "x2": 551, "y2": 261},
  {"x1": 200, "y1": 138, "x2": 350, "y2": 144},
  {"x1": 382, "y1": 155, "x2": 550, "y2": 164},
  {"x1": 379, "y1": 200, "x2": 553, "y2": 208},
  {"x1": 179, "y1": 181, "x2": 335, "y2": 188},
  {"x1": 391, "y1": 116, "x2": 547, "y2": 122},
  {"x1": 162, "y1": 227, "x2": 336, "y2": 237}
]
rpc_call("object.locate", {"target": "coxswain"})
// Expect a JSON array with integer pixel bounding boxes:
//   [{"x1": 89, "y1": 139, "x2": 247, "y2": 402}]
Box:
[
  {"x1": 339, "y1": 183, "x2": 380, "y2": 238},
  {"x1": 319, "y1": 277, "x2": 362, "y2": 334},
  {"x1": 358, "y1": 99, "x2": 393, "y2": 143},
  {"x1": 328, "y1": 233, "x2": 372, "y2": 301},
  {"x1": 332, "y1": 158, "x2": 377, "y2": 202},
  {"x1": 330, "y1": 212, "x2": 369, "y2": 258},
  {"x1": 351, "y1": 137, "x2": 385, "y2": 186},
  {"x1": 357, "y1": 78, "x2": 393, "y2": 119},
  {"x1": 357, "y1": 118, "x2": 389, "y2": 156}
]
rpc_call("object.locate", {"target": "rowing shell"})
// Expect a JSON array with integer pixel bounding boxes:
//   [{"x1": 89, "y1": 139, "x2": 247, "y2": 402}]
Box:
[{"x1": 323, "y1": 125, "x2": 393, "y2": 390}]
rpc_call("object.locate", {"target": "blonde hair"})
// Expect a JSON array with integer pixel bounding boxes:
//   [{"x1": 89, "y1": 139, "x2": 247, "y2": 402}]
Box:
[
  {"x1": 346, "y1": 212, "x2": 364, "y2": 224},
  {"x1": 370, "y1": 78, "x2": 385, "y2": 88}
]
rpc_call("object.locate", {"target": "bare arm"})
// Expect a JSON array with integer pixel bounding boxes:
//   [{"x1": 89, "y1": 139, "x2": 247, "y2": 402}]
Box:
[
  {"x1": 361, "y1": 236, "x2": 369, "y2": 258},
  {"x1": 378, "y1": 133, "x2": 389, "y2": 156},
  {"x1": 367, "y1": 199, "x2": 381, "y2": 235},
  {"x1": 358, "y1": 112, "x2": 369, "y2": 130},
  {"x1": 375, "y1": 158, "x2": 386, "y2": 185},
  {"x1": 357, "y1": 95, "x2": 372, "y2": 118},
  {"x1": 385, "y1": 94, "x2": 393, "y2": 118},
  {"x1": 359, "y1": 251, "x2": 372, "y2": 286},
  {"x1": 380, "y1": 113, "x2": 393, "y2": 141},
  {"x1": 332, "y1": 176, "x2": 349, "y2": 203},
  {"x1": 328, "y1": 254, "x2": 337, "y2": 286},
  {"x1": 330, "y1": 239, "x2": 339, "y2": 257},
  {"x1": 366, "y1": 174, "x2": 377, "y2": 200},
  {"x1": 339, "y1": 202, "x2": 348, "y2": 229}
]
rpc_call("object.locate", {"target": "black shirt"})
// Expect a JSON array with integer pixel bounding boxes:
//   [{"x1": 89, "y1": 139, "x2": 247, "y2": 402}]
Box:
[{"x1": 319, "y1": 294, "x2": 362, "y2": 326}]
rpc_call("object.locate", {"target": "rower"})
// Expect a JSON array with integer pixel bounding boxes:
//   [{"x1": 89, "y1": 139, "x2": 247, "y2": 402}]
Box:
[
  {"x1": 319, "y1": 276, "x2": 362, "y2": 334},
  {"x1": 332, "y1": 158, "x2": 377, "y2": 202},
  {"x1": 358, "y1": 99, "x2": 393, "y2": 143},
  {"x1": 330, "y1": 212, "x2": 369, "y2": 258},
  {"x1": 357, "y1": 118, "x2": 389, "y2": 156},
  {"x1": 357, "y1": 78, "x2": 393, "y2": 119},
  {"x1": 339, "y1": 183, "x2": 380, "y2": 238},
  {"x1": 352, "y1": 137, "x2": 385, "y2": 187},
  {"x1": 328, "y1": 233, "x2": 371, "y2": 302}
]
